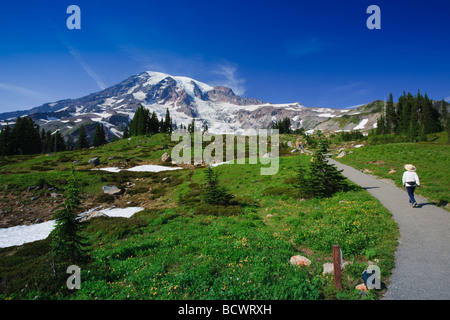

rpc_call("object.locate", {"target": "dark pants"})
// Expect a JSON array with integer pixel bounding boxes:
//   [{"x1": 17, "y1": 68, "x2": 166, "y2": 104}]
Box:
[{"x1": 406, "y1": 186, "x2": 416, "y2": 204}]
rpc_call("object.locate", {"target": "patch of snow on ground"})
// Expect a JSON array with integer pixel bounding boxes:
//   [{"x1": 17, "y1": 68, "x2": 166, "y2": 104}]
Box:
[
  {"x1": 353, "y1": 118, "x2": 369, "y2": 130},
  {"x1": 0, "y1": 207, "x2": 145, "y2": 248},
  {"x1": 97, "y1": 207, "x2": 144, "y2": 219},
  {"x1": 93, "y1": 165, "x2": 183, "y2": 173},
  {"x1": 133, "y1": 92, "x2": 147, "y2": 101},
  {"x1": 0, "y1": 221, "x2": 56, "y2": 248},
  {"x1": 317, "y1": 113, "x2": 334, "y2": 118},
  {"x1": 127, "y1": 84, "x2": 139, "y2": 94},
  {"x1": 127, "y1": 165, "x2": 183, "y2": 172}
]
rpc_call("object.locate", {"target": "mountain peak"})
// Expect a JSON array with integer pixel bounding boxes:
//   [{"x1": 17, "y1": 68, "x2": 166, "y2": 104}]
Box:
[{"x1": 0, "y1": 70, "x2": 370, "y2": 138}]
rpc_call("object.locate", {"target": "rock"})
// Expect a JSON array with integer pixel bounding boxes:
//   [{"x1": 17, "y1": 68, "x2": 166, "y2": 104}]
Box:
[
  {"x1": 34, "y1": 218, "x2": 43, "y2": 224},
  {"x1": 355, "y1": 283, "x2": 368, "y2": 292},
  {"x1": 290, "y1": 255, "x2": 311, "y2": 267},
  {"x1": 322, "y1": 261, "x2": 353, "y2": 275},
  {"x1": 88, "y1": 157, "x2": 101, "y2": 165},
  {"x1": 337, "y1": 151, "x2": 346, "y2": 158},
  {"x1": 322, "y1": 263, "x2": 334, "y2": 275},
  {"x1": 161, "y1": 152, "x2": 171, "y2": 163},
  {"x1": 50, "y1": 193, "x2": 60, "y2": 198},
  {"x1": 102, "y1": 185, "x2": 122, "y2": 195},
  {"x1": 79, "y1": 211, "x2": 108, "y2": 222},
  {"x1": 73, "y1": 160, "x2": 80, "y2": 164},
  {"x1": 107, "y1": 156, "x2": 115, "y2": 161},
  {"x1": 162, "y1": 177, "x2": 170, "y2": 182}
]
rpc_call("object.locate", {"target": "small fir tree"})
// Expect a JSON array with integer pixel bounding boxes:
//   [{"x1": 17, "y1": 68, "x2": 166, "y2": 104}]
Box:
[
  {"x1": 93, "y1": 123, "x2": 107, "y2": 147},
  {"x1": 294, "y1": 139, "x2": 347, "y2": 198},
  {"x1": 75, "y1": 125, "x2": 90, "y2": 150},
  {"x1": 50, "y1": 168, "x2": 89, "y2": 278},
  {"x1": 202, "y1": 166, "x2": 234, "y2": 206}
]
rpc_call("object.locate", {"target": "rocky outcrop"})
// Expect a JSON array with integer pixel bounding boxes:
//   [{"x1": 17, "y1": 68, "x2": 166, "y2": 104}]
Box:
[{"x1": 290, "y1": 255, "x2": 311, "y2": 267}]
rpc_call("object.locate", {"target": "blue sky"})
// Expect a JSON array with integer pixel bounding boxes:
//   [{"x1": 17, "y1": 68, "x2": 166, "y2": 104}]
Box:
[{"x1": 0, "y1": 0, "x2": 449, "y2": 113}]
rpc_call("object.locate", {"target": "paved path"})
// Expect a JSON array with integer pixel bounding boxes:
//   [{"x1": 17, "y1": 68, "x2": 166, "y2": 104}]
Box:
[{"x1": 329, "y1": 159, "x2": 450, "y2": 300}]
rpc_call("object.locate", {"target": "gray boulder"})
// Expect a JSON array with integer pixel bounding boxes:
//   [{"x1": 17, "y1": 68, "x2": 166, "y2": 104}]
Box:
[
  {"x1": 78, "y1": 211, "x2": 108, "y2": 222},
  {"x1": 161, "y1": 152, "x2": 171, "y2": 163},
  {"x1": 337, "y1": 151, "x2": 347, "y2": 158},
  {"x1": 102, "y1": 185, "x2": 122, "y2": 195},
  {"x1": 88, "y1": 157, "x2": 101, "y2": 165}
]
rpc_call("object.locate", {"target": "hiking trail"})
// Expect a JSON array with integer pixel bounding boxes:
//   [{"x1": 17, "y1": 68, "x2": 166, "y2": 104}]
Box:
[{"x1": 329, "y1": 158, "x2": 450, "y2": 300}]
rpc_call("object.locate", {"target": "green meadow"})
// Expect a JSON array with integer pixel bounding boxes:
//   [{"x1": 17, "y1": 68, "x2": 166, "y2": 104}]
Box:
[{"x1": 0, "y1": 134, "x2": 399, "y2": 300}]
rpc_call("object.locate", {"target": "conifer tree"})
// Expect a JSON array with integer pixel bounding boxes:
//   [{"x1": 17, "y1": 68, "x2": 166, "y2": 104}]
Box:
[
  {"x1": 294, "y1": 139, "x2": 347, "y2": 198},
  {"x1": 385, "y1": 93, "x2": 396, "y2": 133},
  {"x1": 10, "y1": 117, "x2": 41, "y2": 155},
  {"x1": 50, "y1": 168, "x2": 89, "y2": 278},
  {"x1": 163, "y1": 108, "x2": 172, "y2": 133},
  {"x1": 123, "y1": 126, "x2": 129, "y2": 139},
  {"x1": 149, "y1": 111, "x2": 160, "y2": 134},
  {"x1": 66, "y1": 135, "x2": 74, "y2": 151},
  {"x1": 0, "y1": 125, "x2": 11, "y2": 156},
  {"x1": 188, "y1": 118, "x2": 196, "y2": 133},
  {"x1": 75, "y1": 125, "x2": 90, "y2": 150},
  {"x1": 202, "y1": 166, "x2": 234, "y2": 206},
  {"x1": 376, "y1": 115, "x2": 386, "y2": 135},
  {"x1": 93, "y1": 123, "x2": 107, "y2": 147},
  {"x1": 273, "y1": 117, "x2": 292, "y2": 134},
  {"x1": 441, "y1": 99, "x2": 448, "y2": 130},
  {"x1": 53, "y1": 130, "x2": 66, "y2": 152}
]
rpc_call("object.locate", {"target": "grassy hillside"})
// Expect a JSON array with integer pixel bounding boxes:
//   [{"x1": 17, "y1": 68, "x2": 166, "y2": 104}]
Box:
[
  {"x1": 0, "y1": 134, "x2": 399, "y2": 300},
  {"x1": 335, "y1": 138, "x2": 450, "y2": 209}
]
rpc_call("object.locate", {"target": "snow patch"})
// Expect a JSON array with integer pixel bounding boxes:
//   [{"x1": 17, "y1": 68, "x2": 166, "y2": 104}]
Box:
[
  {"x1": 93, "y1": 165, "x2": 183, "y2": 173},
  {"x1": 133, "y1": 91, "x2": 147, "y2": 101},
  {"x1": 0, "y1": 207, "x2": 145, "y2": 248},
  {"x1": 353, "y1": 118, "x2": 369, "y2": 130},
  {"x1": 317, "y1": 113, "x2": 334, "y2": 118}
]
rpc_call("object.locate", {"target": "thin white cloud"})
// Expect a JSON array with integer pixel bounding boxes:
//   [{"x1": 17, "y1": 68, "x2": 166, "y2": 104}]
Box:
[
  {"x1": 445, "y1": 96, "x2": 450, "y2": 102},
  {"x1": 57, "y1": 34, "x2": 106, "y2": 90},
  {"x1": 211, "y1": 64, "x2": 246, "y2": 96},
  {"x1": 118, "y1": 44, "x2": 247, "y2": 96},
  {"x1": 0, "y1": 82, "x2": 44, "y2": 98}
]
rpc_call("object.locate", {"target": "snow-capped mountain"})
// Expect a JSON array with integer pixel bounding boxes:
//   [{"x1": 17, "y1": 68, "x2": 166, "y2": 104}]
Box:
[{"x1": 0, "y1": 71, "x2": 373, "y2": 140}]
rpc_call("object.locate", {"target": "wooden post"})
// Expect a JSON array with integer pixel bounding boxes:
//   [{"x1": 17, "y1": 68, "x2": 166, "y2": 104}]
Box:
[{"x1": 332, "y1": 245, "x2": 342, "y2": 289}]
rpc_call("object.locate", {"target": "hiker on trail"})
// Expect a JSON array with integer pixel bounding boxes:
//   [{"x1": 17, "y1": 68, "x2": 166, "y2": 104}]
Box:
[{"x1": 402, "y1": 164, "x2": 420, "y2": 208}]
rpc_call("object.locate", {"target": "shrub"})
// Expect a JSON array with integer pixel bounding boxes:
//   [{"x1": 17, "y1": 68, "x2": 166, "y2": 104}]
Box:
[
  {"x1": 293, "y1": 140, "x2": 348, "y2": 198},
  {"x1": 194, "y1": 203, "x2": 242, "y2": 216},
  {"x1": 50, "y1": 168, "x2": 90, "y2": 278},
  {"x1": 202, "y1": 167, "x2": 234, "y2": 206}
]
